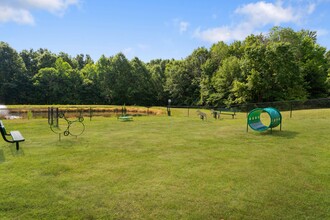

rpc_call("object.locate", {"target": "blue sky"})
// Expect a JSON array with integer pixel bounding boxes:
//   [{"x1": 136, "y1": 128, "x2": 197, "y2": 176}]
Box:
[{"x1": 1, "y1": 0, "x2": 330, "y2": 62}]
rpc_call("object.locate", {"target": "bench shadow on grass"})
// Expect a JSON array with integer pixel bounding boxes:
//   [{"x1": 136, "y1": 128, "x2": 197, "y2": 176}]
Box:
[
  {"x1": 259, "y1": 130, "x2": 299, "y2": 139},
  {"x1": 9, "y1": 145, "x2": 25, "y2": 157},
  {"x1": 0, "y1": 145, "x2": 25, "y2": 162},
  {"x1": 0, "y1": 149, "x2": 5, "y2": 163}
]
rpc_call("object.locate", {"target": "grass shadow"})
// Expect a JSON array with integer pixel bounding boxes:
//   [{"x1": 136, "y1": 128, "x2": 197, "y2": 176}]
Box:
[
  {"x1": 259, "y1": 130, "x2": 299, "y2": 139},
  {"x1": 9, "y1": 145, "x2": 25, "y2": 157},
  {"x1": 0, "y1": 149, "x2": 5, "y2": 163}
]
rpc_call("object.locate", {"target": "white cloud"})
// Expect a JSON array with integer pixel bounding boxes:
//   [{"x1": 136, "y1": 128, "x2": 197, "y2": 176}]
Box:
[
  {"x1": 315, "y1": 28, "x2": 329, "y2": 37},
  {"x1": 194, "y1": 26, "x2": 245, "y2": 42},
  {"x1": 179, "y1": 21, "x2": 189, "y2": 33},
  {"x1": 137, "y1": 44, "x2": 150, "y2": 50},
  {"x1": 122, "y1": 47, "x2": 133, "y2": 55},
  {"x1": 23, "y1": 0, "x2": 79, "y2": 14},
  {"x1": 235, "y1": 1, "x2": 299, "y2": 26},
  {"x1": 172, "y1": 19, "x2": 189, "y2": 33},
  {"x1": 0, "y1": 0, "x2": 79, "y2": 24},
  {"x1": 307, "y1": 3, "x2": 316, "y2": 14},
  {"x1": 194, "y1": 0, "x2": 317, "y2": 43},
  {"x1": 0, "y1": 6, "x2": 34, "y2": 24}
]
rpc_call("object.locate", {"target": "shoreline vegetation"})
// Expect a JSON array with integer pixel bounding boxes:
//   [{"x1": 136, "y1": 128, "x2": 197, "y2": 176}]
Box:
[{"x1": 0, "y1": 105, "x2": 164, "y2": 118}]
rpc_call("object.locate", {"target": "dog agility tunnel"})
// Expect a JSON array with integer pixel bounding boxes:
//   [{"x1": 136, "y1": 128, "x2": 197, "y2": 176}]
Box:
[{"x1": 247, "y1": 107, "x2": 282, "y2": 132}]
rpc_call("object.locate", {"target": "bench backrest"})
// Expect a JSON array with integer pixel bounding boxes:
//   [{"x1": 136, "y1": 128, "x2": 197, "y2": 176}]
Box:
[
  {"x1": 218, "y1": 108, "x2": 236, "y2": 112},
  {"x1": 0, "y1": 120, "x2": 8, "y2": 137}
]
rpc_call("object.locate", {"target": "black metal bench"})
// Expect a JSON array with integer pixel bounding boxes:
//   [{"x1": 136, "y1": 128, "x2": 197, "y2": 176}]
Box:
[
  {"x1": 0, "y1": 120, "x2": 25, "y2": 150},
  {"x1": 212, "y1": 108, "x2": 236, "y2": 119}
]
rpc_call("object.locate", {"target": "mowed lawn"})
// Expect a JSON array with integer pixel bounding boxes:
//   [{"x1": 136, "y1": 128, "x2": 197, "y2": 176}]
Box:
[{"x1": 0, "y1": 108, "x2": 329, "y2": 219}]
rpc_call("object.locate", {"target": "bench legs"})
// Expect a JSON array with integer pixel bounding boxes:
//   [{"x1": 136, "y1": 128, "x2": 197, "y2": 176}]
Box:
[{"x1": 16, "y1": 142, "x2": 20, "y2": 151}]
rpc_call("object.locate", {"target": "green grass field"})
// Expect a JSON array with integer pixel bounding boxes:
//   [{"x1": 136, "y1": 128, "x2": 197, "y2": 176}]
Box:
[{"x1": 0, "y1": 108, "x2": 329, "y2": 219}]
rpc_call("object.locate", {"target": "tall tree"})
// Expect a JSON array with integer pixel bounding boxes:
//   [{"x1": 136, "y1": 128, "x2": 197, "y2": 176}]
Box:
[
  {"x1": 269, "y1": 27, "x2": 328, "y2": 98},
  {"x1": 200, "y1": 42, "x2": 229, "y2": 105},
  {"x1": 130, "y1": 57, "x2": 155, "y2": 106},
  {"x1": 299, "y1": 36, "x2": 328, "y2": 98},
  {"x1": 109, "y1": 53, "x2": 133, "y2": 104},
  {"x1": 0, "y1": 42, "x2": 28, "y2": 104},
  {"x1": 80, "y1": 63, "x2": 102, "y2": 104},
  {"x1": 210, "y1": 56, "x2": 242, "y2": 106},
  {"x1": 75, "y1": 54, "x2": 94, "y2": 70},
  {"x1": 240, "y1": 35, "x2": 306, "y2": 103},
  {"x1": 96, "y1": 55, "x2": 112, "y2": 104},
  {"x1": 55, "y1": 57, "x2": 81, "y2": 104},
  {"x1": 36, "y1": 49, "x2": 57, "y2": 70},
  {"x1": 58, "y1": 52, "x2": 77, "y2": 69},
  {"x1": 326, "y1": 50, "x2": 330, "y2": 94},
  {"x1": 164, "y1": 60, "x2": 190, "y2": 105},
  {"x1": 32, "y1": 67, "x2": 59, "y2": 104},
  {"x1": 185, "y1": 47, "x2": 209, "y2": 105},
  {"x1": 147, "y1": 59, "x2": 169, "y2": 105},
  {"x1": 20, "y1": 49, "x2": 39, "y2": 77},
  {"x1": 33, "y1": 57, "x2": 80, "y2": 104}
]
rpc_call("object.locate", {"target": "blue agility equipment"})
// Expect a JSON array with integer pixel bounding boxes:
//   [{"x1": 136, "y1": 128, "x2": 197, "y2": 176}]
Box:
[{"x1": 247, "y1": 107, "x2": 282, "y2": 132}]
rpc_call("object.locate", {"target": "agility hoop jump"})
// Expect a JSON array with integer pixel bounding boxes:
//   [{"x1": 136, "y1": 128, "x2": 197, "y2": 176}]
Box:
[{"x1": 48, "y1": 107, "x2": 85, "y2": 140}]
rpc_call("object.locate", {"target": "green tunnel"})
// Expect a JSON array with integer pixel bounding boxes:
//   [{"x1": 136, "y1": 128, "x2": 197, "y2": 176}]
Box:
[{"x1": 247, "y1": 107, "x2": 282, "y2": 132}]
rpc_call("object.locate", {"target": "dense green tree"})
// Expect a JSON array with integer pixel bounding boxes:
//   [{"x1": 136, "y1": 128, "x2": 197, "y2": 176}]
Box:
[
  {"x1": 32, "y1": 67, "x2": 59, "y2": 104},
  {"x1": 108, "y1": 53, "x2": 134, "y2": 104},
  {"x1": 20, "y1": 49, "x2": 39, "y2": 77},
  {"x1": 65, "y1": 69, "x2": 83, "y2": 104},
  {"x1": 299, "y1": 37, "x2": 328, "y2": 98},
  {"x1": 240, "y1": 34, "x2": 269, "y2": 102},
  {"x1": 0, "y1": 26, "x2": 329, "y2": 106},
  {"x1": 80, "y1": 63, "x2": 102, "y2": 104},
  {"x1": 210, "y1": 56, "x2": 242, "y2": 106},
  {"x1": 269, "y1": 27, "x2": 328, "y2": 98},
  {"x1": 75, "y1": 54, "x2": 94, "y2": 70},
  {"x1": 147, "y1": 59, "x2": 169, "y2": 105},
  {"x1": 164, "y1": 60, "x2": 190, "y2": 105},
  {"x1": 265, "y1": 42, "x2": 306, "y2": 100},
  {"x1": 130, "y1": 57, "x2": 155, "y2": 106},
  {"x1": 185, "y1": 47, "x2": 209, "y2": 105},
  {"x1": 33, "y1": 57, "x2": 81, "y2": 104},
  {"x1": 58, "y1": 52, "x2": 77, "y2": 70},
  {"x1": 0, "y1": 42, "x2": 28, "y2": 104},
  {"x1": 97, "y1": 53, "x2": 134, "y2": 104},
  {"x1": 228, "y1": 41, "x2": 244, "y2": 58},
  {"x1": 96, "y1": 55, "x2": 113, "y2": 103},
  {"x1": 200, "y1": 42, "x2": 230, "y2": 105},
  {"x1": 240, "y1": 35, "x2": 307, "y2": 103},
  {"x1": 326, "y1": 51, "x2": 330, "y2": 94},
  {"x1": 55, "y1": 57, "x2": 81, "y2": 104},
  {"x1": 36, "y1": 49, "x2": 57, "y2": 70}
]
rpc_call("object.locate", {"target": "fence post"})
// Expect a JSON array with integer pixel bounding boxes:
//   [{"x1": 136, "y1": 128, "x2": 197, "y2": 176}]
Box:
[
  {"x1": 246, "y1": 104, "x2": 249, "y2": 118},
  {"x1": 89, "y1": 107, "x2": 92, "y2": 121},
  {"x1": 290, "y1": 102, "x2": 293, "y2": 118}
]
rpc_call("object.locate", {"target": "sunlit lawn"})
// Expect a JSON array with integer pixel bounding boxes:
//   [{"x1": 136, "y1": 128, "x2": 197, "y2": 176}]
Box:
[{"x1": 0, "y1": 108, "x2": 329, "y2": 219}]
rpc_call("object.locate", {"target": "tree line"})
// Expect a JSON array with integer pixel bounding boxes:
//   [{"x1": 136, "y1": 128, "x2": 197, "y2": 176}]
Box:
[{"x1": 1, "y1": 26, "x2": 330, "y2": 106}]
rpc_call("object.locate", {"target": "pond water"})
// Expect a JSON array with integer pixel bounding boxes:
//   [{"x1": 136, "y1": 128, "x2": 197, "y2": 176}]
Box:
[{"x1": 0, "y1": 105, "x2": 9, "y2": 118}]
